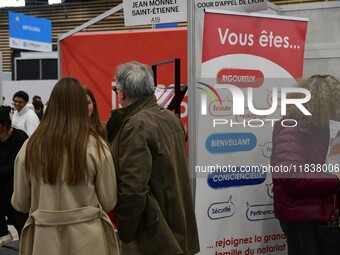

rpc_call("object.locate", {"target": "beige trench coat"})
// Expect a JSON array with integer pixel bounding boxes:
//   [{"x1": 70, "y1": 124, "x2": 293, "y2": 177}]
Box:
[{"x1": 11, "y1": 137, "x2": 119, "y2": 255}]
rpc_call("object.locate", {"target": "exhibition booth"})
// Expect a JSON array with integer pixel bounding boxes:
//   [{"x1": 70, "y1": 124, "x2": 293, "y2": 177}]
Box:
[{"x1": 1, "y1": 1, "x2": 340, "y2": 254}]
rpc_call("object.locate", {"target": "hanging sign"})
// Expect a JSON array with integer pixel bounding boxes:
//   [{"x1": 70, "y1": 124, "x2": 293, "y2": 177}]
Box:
[
  {"x1": 123, "y1": 0, "x2": 187, "y2": 26},
  {"x1": 9, "y1": 11, "x2": 52, "y2": 52}
]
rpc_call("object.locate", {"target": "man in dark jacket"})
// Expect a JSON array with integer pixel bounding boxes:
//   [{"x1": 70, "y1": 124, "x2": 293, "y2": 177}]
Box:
[{"x1": 109, "y1": 61, "x2": 200, "y2": 255}]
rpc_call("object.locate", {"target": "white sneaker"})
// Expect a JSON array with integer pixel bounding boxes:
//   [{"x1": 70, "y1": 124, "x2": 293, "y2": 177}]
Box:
[{"x1": 0, "y1": 232, "x2": 13, "y2": 247}]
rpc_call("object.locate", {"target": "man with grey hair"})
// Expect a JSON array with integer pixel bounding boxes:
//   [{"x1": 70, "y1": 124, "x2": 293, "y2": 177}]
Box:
[{"x1": 109, "y1": 61, "x2": 200, "y2": 255}]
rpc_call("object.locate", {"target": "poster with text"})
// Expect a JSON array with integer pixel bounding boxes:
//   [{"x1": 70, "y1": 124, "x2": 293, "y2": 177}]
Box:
[{"x1": 195, "y1": 10, "x2": 308, "y2": 255}]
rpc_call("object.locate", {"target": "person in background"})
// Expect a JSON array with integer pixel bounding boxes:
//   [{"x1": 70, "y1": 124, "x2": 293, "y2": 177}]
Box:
[
  {"x1": 84, "y1": 87, "x2": 107, "y2": 140},
  {"x1": 0, "y1": 106, "x2": 28, "y2": 246},
  {"x1": 32, "y1": 96, "x2": 41, "y2": 103},
  {"x1": 84, "y1": 86, "x2": 117, "y2": 225},
  {"x1": 32, "y1": 100, "x2": 44, "y2": 121},
  {"x1": 12, "y1": 91, "x2": 39, "y2": 136},
  {"x1": 271, "y1": 74, "x2": 340, "y2": 255},
  {"x1": 11, "y1": 77, "x2": 119, "y2": 255},
  {"x1": 106, "y1": 107, "x2": 123, "y2": 145},
  {"x1": 110, "y1": 61, "x2": 200, "y2": 255},
  {"x1": 32, "y1": 95, "x2": 44, "y2": 121}
]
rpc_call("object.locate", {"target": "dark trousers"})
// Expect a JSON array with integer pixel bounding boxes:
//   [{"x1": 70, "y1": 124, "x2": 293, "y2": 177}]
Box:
[
  {"x1": 280, "y1": 221, "x2": 321, "y2": 255},
  {"x1": 0, "y1": 199, "x2": 28, "y2": 237},
  {"x1": 317, "y1": 224, "x2": 340, "y2": 255}
]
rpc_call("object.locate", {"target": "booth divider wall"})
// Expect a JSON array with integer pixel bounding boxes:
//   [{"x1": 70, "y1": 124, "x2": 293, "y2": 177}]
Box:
[{"x1": 59, "y1": 28, "x2": 188, "y2": 122}]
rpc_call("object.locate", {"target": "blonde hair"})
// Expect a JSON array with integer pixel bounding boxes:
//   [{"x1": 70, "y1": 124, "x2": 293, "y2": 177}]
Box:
[{"x1": 286, "y1": 75, "x2": 340, "y2": 128}]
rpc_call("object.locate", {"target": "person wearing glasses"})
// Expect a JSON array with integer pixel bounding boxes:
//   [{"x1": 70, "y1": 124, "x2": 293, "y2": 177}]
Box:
[
  {"x1": 110, "y1": 61, "x2": 200, "y2": 255},
  {"x1": 271, "y1": 75, "x2": 340, "y2": 255}
]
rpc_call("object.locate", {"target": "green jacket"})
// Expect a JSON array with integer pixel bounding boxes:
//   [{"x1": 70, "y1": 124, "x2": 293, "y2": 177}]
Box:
[{"x1": 111, "y1": 95, "x2": 200, "y2": 255}]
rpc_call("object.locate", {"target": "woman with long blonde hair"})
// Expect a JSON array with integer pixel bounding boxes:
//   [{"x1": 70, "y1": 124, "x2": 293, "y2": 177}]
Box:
[{"x1": 11, "y1": 77, "x2": 119, "y2": 255}]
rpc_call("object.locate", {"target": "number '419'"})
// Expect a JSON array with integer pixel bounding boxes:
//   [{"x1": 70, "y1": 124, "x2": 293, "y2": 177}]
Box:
[{"x1": 151, "y1": 17, "x2": 160, "y2": 23}]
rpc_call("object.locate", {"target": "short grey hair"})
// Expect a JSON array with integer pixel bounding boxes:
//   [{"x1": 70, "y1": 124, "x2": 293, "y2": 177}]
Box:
[{"x1": 115, "y1": 61, "x2": 155, "y2": 99}]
